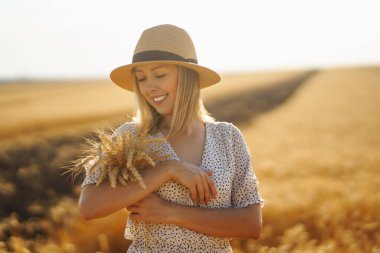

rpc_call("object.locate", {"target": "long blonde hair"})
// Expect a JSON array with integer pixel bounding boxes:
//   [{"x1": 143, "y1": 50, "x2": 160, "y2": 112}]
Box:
[{"x1": 132, "y1": 65, "x2": 214, "y2": 137}]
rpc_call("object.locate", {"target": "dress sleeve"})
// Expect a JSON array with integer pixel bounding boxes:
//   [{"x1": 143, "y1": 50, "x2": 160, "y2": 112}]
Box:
[
  {"x1": 80, "y1": 122, "x2": 136, "y2": 188},
  {"x1": 230, "y1": 124, "x2": 265, "y2": 208}
]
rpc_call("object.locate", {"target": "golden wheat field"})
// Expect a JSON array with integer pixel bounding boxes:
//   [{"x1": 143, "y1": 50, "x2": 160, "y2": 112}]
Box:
[{"x1": 0, "y1": 66, "x2": 379, "y2": 253}]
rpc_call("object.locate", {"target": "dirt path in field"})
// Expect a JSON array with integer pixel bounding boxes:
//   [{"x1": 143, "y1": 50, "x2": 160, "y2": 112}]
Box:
[{"x1": 205, "y1": 70, "x2": 318, "y2": 126}]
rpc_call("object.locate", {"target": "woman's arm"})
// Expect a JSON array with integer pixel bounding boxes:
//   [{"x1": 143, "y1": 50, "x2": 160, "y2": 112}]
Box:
[
  {"x1": 127, "y1": 194, "x2": 262, "y2": 240},
  {"x1": 78, "y1": 161, "x2": 172, "y2": 220},
  {"x1": 171, "y1": 203, "x2": 262, "y2": 239}
]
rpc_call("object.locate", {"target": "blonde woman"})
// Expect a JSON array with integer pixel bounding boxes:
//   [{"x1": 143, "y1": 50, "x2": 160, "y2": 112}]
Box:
[{"x1": 79, "y1": 24, "x2": 265, "y2": 252}]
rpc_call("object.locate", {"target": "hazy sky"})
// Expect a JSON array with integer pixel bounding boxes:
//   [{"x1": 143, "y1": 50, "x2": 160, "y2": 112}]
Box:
[{"x1": 1, "y1": 0, "x2": 379, "y2": 79}]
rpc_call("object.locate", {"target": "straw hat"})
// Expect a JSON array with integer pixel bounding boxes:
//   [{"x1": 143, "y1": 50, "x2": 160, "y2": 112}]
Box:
[{"x1": 110, "y1": 24, "x2": 221, "y2": 92}]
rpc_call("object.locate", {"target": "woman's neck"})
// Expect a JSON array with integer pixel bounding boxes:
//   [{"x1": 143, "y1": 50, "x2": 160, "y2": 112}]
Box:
[{"x1": 161, "y1": 117, "x2": 204, "y2": 137}]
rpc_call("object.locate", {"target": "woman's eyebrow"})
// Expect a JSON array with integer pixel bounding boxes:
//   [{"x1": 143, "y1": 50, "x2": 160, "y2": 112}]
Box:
[{"x1": 134, "y1": 65, "x2": 166, "y2": 73}]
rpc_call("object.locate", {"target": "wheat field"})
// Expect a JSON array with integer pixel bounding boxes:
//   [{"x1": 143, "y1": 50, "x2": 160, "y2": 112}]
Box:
[{"x1": 0, "y1": 66, "x2": 379, "y2": 252}]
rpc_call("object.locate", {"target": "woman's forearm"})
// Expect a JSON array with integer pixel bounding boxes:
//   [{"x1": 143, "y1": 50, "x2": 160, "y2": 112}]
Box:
[
  {"x1": 170, "y1": 204, "x2": 262, "y2": 239},
  {"x1": 78, "y1": 161, "x2": 173, "y2": 220}
]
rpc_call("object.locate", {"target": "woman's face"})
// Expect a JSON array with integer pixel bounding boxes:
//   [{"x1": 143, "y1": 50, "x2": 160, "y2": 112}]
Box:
[{"x1": 134, "y1": 63, "x2": 179, "y2": 117}]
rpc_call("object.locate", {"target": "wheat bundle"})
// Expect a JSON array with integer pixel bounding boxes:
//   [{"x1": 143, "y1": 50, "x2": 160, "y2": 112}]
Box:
[{"x1": 67, "y1": 125, "x2": 169, "y2": 188}]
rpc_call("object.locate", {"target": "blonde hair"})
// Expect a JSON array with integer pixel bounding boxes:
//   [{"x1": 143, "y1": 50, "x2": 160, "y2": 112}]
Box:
[{"x1": 132, "y1": 65, "x2": 214, "y2": 137}]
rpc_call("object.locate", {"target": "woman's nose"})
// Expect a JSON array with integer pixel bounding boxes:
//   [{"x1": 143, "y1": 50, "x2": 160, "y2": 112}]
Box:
[{"x1": 145, "y1": 78, "x2": 158, "y2": 90}]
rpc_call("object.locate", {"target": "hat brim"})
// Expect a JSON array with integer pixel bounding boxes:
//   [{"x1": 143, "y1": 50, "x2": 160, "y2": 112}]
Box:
[{"x1": 110, "y1": 60, "x2": 221, "y2": 92}]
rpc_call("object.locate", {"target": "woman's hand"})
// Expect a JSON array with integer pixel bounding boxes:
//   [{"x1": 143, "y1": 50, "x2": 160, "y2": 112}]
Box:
[
  {"x1": 127, "y1": 193, "x2": 177, "y2": 224},
  {"x1": 167, "y1": 160, "x2": 217, "y2": 205}
]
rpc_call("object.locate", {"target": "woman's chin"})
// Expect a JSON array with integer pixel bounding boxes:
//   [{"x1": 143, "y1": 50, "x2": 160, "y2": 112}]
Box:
[{"x1": 156, "y1": 110, "x2": 173, "y2": 118}]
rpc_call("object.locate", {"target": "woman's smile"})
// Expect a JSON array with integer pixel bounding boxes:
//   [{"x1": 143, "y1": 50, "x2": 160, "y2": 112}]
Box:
[{"x1": 152, "y1": 94, "x2": 168, "y2": 104}]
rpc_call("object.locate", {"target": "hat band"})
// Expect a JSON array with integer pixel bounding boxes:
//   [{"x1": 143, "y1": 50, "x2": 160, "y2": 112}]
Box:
[{"x1": 132, "y1": 50, "x2": 198, "y2": 64}]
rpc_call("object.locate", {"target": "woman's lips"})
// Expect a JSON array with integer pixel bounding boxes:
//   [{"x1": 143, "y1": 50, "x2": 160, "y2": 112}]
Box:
[{"x1": 152, "y1": 94, "x2": 168, "y2": 105}]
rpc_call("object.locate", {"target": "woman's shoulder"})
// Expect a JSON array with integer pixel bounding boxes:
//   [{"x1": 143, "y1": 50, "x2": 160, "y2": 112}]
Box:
[
  {"x1": 207, "y1": 120, "x2": 240, "y2": 135},
  {"x1": 207, "y1": 120, "x2": 246, "y2": 147}
]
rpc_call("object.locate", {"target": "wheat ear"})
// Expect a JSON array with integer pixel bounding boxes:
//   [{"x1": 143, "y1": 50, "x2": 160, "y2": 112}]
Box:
[{"x1": 129, "y1": 166, "x2": 146, "y2": 189}]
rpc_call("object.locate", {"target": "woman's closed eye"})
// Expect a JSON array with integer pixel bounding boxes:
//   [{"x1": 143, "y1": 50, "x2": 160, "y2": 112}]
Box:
[{"x1": 138, "y1": 74, "x2": 166, "y2": 82}]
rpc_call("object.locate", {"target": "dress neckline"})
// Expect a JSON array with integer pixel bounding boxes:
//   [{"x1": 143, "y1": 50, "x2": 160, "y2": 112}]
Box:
[{"x1": 158, "y1": 121, "x2": 209, "y2": 168}]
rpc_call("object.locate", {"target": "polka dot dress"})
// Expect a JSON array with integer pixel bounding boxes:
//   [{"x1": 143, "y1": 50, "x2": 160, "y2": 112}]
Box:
[{"x1": 81, "y1": 120, "x2": 266, "y2": 253}]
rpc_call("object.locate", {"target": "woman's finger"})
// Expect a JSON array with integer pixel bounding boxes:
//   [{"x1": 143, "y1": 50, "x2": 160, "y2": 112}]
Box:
[
  {"x1": 200, "y1": 174, "x2": 210, "y2": 205},
  {"x1": 188, "y1": 184, "x2": 197, "y2": 204},
  {"x1": 205, "y1": 175, "x2": 217, "y2": 199},
  {"x1": 129, "y1": 212, "x2": 139, "y2": 220},
  {"x1": 127, "y1": 205, "x2": 138, "y2": 212},
  {"x1": 196, "y1": 181, "x2": 205, "y2": 205}
]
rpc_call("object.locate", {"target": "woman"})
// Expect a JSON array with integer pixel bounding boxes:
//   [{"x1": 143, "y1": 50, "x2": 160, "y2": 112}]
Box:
[{"x1": 79, "y1": 24, "x2": 265, "y2": 252}]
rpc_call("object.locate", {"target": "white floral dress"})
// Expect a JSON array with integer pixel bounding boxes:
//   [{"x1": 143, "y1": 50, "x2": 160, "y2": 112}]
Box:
[{"x1": 81, "y1": 120, "x2": 266, "y2": 253}]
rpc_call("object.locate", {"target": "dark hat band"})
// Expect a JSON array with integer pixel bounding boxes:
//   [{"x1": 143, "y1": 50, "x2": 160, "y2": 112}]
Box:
[{"x1": 132, "y1": 50, "x2": 198, "y2": 64}]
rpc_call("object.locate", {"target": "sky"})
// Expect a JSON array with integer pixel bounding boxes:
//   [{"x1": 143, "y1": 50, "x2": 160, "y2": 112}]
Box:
[{"x1": 0, "y1": 0, "x2": 379, "y2": 79}]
